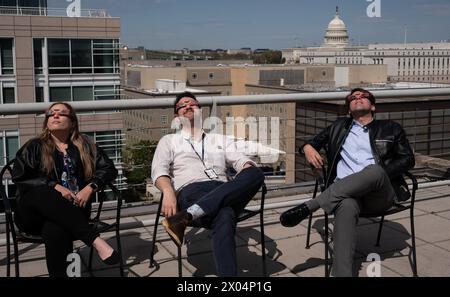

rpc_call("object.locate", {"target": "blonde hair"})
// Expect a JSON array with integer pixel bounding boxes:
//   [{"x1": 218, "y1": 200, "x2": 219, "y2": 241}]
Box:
[{"x1": 39, "y1": 102, "x2": 96, "y2": 179}]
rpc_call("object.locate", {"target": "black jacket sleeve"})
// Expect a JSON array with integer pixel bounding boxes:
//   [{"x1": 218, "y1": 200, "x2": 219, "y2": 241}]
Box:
[
  {"x1": 301, "y1": 124, "x2": 331, "y2": 154},
  {"x1": 89, "y1": 144, "x2": 118, "y2": 189},
  {"x1": 383, "y1": 123, "x2": 415, "y2": 179}
]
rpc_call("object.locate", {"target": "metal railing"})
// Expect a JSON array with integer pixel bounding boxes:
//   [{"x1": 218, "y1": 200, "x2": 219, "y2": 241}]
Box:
[
  {"x1": 0, "y1": 6, "x2": 111, "y2": 17},
  {"x1": 1, "y1": 87, "x2": 450, "y2": 115},
  {"x1": 0, "y1": 88, "x2": 449, "y2": 196}
]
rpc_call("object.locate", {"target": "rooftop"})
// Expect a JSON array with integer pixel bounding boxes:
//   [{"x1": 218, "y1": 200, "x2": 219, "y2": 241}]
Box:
[
  {"x1": 1, "y1": 175, "x2": 449, "y2": 277},
  {"x1": 0, "y1": 6, "x2": 112, "y2": 18}
]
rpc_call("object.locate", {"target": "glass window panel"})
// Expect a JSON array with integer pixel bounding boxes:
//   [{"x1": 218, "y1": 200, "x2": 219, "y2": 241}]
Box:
[
  {"x1": 2, "y1": 87, "x2": 15, "y2": 104},
  {"x1": 48, "y1": 39, "x2": 70, "y2": 69},
  {"x1": 33, "y1": 39, "x2": 43, "y2": 71},
  {"x1": 71, "y1": 39, "x2": 92, "y2": 68},
  {"x1": 19, "y1": 0, "x2": 40, "y2": 7},
  {"x1": 35, "y1": 87, "x2": 44, "y2": 102},
  {"x1": 72, "y1": 68, "x2": 92, "y2": 74},
  {"x1": 0, "y1": 39, "x2": 14, "y2": 73},
  {"x1": 94, "y1": 67, "x2": 114, "y2": 74},
  {"x1": 93, "y1": 39, "x2": 114, "y2": 54},
  {"x1": 94, "y1": 54, "x2": 113, "y2": 68},
  {"x1": 73, "y1": 86, "x2": 92, "y2": 101},
  {"x1": 94, "y1": 85, "x2": 117, "y2": 100},
  {"x1": 49, "y1": 68, "x2": 70, "y2": 74},
  {"x1": 6, "y1": 136, "x2": 18, "y2": 163},
  {"x1": 50, "y1": 87, "x2": 71, "y2": 102},
  {"x1": 0, "y1": 0, "x2": 17, "y2": 6}
]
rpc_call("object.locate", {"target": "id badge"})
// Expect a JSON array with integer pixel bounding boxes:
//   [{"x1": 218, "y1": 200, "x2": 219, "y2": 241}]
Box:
[{"x1": 204, "y1": 168, "x2": 219, "y2": 179}]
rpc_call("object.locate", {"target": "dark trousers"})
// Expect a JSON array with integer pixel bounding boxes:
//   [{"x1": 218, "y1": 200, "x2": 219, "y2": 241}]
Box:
[
  {"x1": 177, "y1": 166, "x2": 265, "y2": 277},
  {"x1": 14, "y1": 186, "x2": 98, "y2": 277},
  {"x1": 314, "y1": 164, "x2": 396, "y2": 277}
]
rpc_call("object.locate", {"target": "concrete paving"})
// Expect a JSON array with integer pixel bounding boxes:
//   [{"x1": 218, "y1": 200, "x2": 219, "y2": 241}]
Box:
[{"x1": 1, "y1": 184, "x2": 449, "y2": 277}]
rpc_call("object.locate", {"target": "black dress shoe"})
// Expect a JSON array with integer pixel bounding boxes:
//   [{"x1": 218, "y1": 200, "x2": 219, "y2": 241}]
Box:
[
  {"x1": 280, "y1": 203, "x2": 311, "y2": 227},
  {"x1": 102, "y1": 250, "x2": 120, "y2": 265}
]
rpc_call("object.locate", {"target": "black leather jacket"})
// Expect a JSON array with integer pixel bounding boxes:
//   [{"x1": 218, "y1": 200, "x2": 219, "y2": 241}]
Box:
[
  {"x1": 12, "y1": 137, "x2": 118, "y2": 199},
  {"x1": 301, "y1": 117, "x2": 415, "y2": 201}
]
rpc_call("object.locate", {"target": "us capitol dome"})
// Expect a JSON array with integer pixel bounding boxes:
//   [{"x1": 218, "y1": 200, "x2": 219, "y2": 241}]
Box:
[{"x1": 323, "y1": 6, "x2": 349, "y2": 48}]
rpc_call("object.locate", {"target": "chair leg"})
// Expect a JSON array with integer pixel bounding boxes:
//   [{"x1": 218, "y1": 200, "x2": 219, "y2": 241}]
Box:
[
  {"x1": 6, "y1": 224, "x2": 10, "y2": 277},
  {"x1": 305, "y1": 213, "x2": 313, "y2": 249},
  {"x1": 375, "y1": 216, "x2": 385, "y2": 247},
  {"x1": 116, "y1": 224, "x2": 124, "y2": 277},
  {"x1": 410, "y1": 208, "x2": 418, "y2": 277},
  {"x1": 149, "y1": 210, "x2": 161, "y2": 268},
  {"x1": 324, "y1": 213, "x2": 330, "y2": 277},
  {"x1": 177, "y1": 245, "x2": 182, "y2": 277},
  {"x1": 13, "y1": 236, "x2": 20, "y2": 277},
  {"x1": 88, "y1": 246, "x2": 94, "y2": 272},
  {"x1": 260, "y1": 212, "x2": 267, "y2": 277}
]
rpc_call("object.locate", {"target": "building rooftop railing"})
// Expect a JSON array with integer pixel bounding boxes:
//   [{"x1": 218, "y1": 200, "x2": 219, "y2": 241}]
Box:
[
  {"x1": 1, "y1": 87, "x2": 450, "y2": 115},
  {"x1": 0, "y1": 6, "x2": 112, "y2": 17}
]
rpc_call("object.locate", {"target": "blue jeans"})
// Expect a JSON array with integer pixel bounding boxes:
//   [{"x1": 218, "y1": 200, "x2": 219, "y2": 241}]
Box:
[{"x1": 177, "y1": 166, "x2": 264, "y2": 277}]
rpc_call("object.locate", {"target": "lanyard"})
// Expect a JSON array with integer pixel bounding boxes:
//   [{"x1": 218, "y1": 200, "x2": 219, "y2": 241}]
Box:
[{"x1": 186, "y1": 133, "x2": 206, "y2": 167}]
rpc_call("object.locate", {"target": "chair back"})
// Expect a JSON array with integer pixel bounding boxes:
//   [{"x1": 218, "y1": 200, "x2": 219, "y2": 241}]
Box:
[
  {"x1": 0, "y1": 159, "x2": 19, "y2": 245},
  {"x1": 0, "y1": 159, "x2": 15, "y2": 216}
]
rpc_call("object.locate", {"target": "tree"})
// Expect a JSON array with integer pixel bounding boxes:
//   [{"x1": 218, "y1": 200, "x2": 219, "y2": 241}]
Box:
[
  {"x1": 123, "y1": 140, "x2": 157, "y2": 186},
  {"x1": 253, "y1": 50, "x2": 283, "y2": 64}
]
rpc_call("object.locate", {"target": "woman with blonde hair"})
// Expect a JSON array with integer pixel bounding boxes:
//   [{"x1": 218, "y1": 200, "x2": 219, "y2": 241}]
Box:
[{"x1": 12, "y1": 102, "x2": 119, "y2": 277}]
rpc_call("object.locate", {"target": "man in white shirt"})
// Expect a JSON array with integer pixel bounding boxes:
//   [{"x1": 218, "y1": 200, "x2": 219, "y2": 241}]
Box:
[{"x1": 151, "y1": 92, "x2": 264, "y2": 276}]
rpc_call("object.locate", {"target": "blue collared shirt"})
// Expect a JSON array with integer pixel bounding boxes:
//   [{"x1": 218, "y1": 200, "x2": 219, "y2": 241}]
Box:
[{"x1": 336, "y1": 120, "x2": 375, "y2": 180}]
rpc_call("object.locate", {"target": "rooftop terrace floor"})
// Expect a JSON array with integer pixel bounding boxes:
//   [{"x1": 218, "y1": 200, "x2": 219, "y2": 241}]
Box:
[{"x1": 1, "y1": 183, "x2": 450, "y2": 277}]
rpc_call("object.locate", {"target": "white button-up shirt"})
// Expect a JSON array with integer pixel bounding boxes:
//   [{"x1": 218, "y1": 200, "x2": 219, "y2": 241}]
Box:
[{"x1": 151, "y1": 130, "x2": 256, "y2": 192}]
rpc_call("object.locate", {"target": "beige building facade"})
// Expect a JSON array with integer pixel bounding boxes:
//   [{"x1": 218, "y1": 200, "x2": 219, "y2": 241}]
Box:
[{"x1": 0, "y1": 3, "x2": 124, "y2": 187}]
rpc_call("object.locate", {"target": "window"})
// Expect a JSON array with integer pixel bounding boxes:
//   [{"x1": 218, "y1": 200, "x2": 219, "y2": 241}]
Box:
[
  {"x1": 83, "y1": 130, "x2": 124, "y2": 200},
  {"x1": 93, "y1": 39, "x2": 119, "y2": 74},
  {"x1": 48, "y1": 39, "x2": 70, "y2": 74},
  {"x1": 49, "y1": 85, "x2": 119, "y2": 102},
  {"x1": 50, "y1": 87, "x2": 71, "y2": 102},
  {"x1": 94, "y1": 85, "x2": 119, "y2": 100},
  {"x1": 208, "y1": 72, "x2": 214, "y2": 79},
  {"x1": 35, "y1": 87, "x2": 44, "y2": 102},
  {"x1": 160, "y1": 115, "x2": 168, "y2": 125},
  {"x1": 73, "y1": 86, "x2": 93, "y2": 101},
  {"x1": 46, "y1": 39, "x2": 119, "y2": 75},
  {"x1": 191, "y1": 72, "x2": 198, "y2": 80},
  {"x1": 1, "y1": 87, "x2": 15, "y2": 104},
  {"x1": 0, "y1": 38, "x2": 14, "y2": 75},
  {"x1": 0, "y1": 130, "x2": 19, "y2": 167},
  {"x1": 71, "y1": 39, "x2": 92, "y2": 74},
  {"x1": 33, "y1": 39, "x2": 43, "y2": 74}
]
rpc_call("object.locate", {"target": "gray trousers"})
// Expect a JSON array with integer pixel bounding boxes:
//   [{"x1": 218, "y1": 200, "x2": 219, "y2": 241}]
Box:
[{"x1": 314, "y1": 164, "x2": 396, "y2": 277}]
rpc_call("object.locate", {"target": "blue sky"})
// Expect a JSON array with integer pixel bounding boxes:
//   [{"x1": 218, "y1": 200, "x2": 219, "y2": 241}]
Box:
[{"x1": 50, "y1": 0, "x2": 450, "y2": 50}]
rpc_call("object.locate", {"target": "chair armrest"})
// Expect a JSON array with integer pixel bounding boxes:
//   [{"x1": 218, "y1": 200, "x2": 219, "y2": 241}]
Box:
[{"x1": 403, "y1": 171, "x2": 418, "y2": 191}]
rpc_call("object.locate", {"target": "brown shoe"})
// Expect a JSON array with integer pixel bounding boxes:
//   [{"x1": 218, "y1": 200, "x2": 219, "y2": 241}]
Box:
[{"x1": 161, "y1": 210, "x2": 192, "y2": 247}]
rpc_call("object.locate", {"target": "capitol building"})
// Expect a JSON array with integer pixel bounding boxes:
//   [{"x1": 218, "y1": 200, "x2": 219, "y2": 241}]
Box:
[{"x1": 282, "y1": 7, "x2": 450, "y2": 83}]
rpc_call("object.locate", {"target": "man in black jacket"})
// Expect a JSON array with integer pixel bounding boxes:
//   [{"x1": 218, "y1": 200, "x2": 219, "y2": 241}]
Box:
[{"x1": 280, "y1": 88, "x2": 415, "y2": 276}]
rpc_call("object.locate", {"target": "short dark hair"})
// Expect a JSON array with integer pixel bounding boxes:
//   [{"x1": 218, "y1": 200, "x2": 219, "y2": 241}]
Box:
[{"x1": 174, "y1": 91, "x2": 200, "y2": 114}]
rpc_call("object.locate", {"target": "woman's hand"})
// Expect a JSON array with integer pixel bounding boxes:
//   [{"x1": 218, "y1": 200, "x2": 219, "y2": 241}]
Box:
[
  {"x1": 54, "y1": 184, "x2": 76, "y2": 202},
  {"x1": 74, "y1": 186, "x2": 94, "y2": 208}
]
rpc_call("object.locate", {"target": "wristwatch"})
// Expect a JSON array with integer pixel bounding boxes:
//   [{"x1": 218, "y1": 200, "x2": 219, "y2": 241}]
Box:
[{"x1": 89, "y1": 182, "x2": 99, "y2": 192}]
